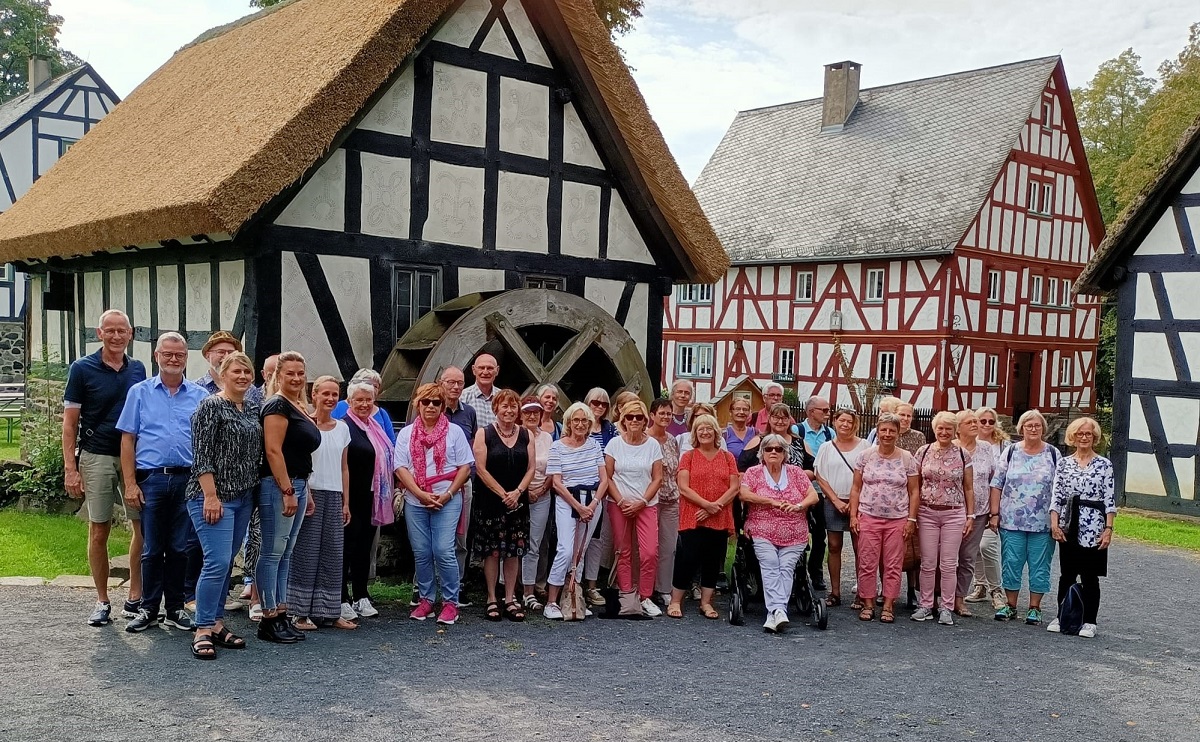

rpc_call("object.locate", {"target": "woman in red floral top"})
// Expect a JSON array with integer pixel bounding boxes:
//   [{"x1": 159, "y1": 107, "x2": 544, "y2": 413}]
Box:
[
  {"x1": 738, "y1": 433, "x2": 819, "y2": 633},
  {"x1": 667, "y1": 415, "x2": 739, "y2": 620}
]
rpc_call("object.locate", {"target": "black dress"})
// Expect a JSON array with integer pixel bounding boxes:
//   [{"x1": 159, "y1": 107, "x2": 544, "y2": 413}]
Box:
[
  {"x1": 472, "y1": 425, "x2": 531, "y2": 559},
  {"x1": 343, "y1": 422, "x2": 377, "y2": 603}
]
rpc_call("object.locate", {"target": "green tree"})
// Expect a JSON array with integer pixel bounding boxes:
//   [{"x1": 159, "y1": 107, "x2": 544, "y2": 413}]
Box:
[
  {"x1": 0, "y1": 0, "x2": 83, "y2": 103},
  {"x1": 1114, "y1": 22, "x2": 1200, "y2": 206},
  {"x1": 1071, "y1": 49, "x2": 1154, "y2": 224},
  {"x1": 250, "y1": 0, "x2": 644, "y2": 36}
]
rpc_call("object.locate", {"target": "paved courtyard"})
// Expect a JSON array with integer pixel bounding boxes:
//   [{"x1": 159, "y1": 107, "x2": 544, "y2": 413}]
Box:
[{"x1": 1, "y1": 537, "x2": 1197, "y2": 742}]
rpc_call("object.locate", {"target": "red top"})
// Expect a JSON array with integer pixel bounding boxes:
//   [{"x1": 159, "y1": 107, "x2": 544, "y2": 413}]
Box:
[{"x1": 678, "y1": 448, "x2": 738, "y2": 533}]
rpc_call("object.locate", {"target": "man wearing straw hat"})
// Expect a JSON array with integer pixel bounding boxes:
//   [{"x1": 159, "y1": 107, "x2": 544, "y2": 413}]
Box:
[{"x1": 196, "y1": 330, "x2": 263, "y2": 406}]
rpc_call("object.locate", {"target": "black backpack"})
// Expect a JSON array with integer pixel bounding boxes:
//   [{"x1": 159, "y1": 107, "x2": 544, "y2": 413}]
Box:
[{"x1": 1058, "y1": 583, "x2": 1085, "y2": 635}]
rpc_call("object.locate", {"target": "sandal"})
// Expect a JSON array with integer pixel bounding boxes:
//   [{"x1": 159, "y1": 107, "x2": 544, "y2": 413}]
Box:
[
  {"x1": 858, "y1": 606, "x2": 874, "y2": 622},
  {"x1": 954, "y1": 606, "x2": 974, "y2": 618},
  {"x1": 699, "y1": 604, "x2": 719, "y2": 620},
  {"x1": 849, "y1": 596, "x2": 864, "y2": 611},
  {"x1": 332, "y1": 618, "x2": 358, "y2": 630},
  {"x1": 211, "y1": 626, "x2": 246, "y2": 649},
  {"x1": 880, "y1": 610, "x2": 895, "y2": 624},
  {"x1": 827, "y1": 594, "x2": 842, "y2": 607},
  {"x1": 191, "y1": 633, "x2": 216, "y2": 660},
  {"x1": 523, "y1": 594, "x2": 544, "y2": 612},
  {"x1": 504, "y1": 600, "x2": 526, "y2": 622},
  {"x1": 666, "y1": 603, "x2": 683, "y2": 619},
  {"x1": 485, "y1": 601, "x2": 502, "y2": 622},
  {"x1": 293, "y1": 618, "x2": 318, "y2": 631}
]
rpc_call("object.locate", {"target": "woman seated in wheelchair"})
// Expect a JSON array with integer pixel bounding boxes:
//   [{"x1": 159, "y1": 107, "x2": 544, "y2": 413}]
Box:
[{"x1": 738, "y1": 433, "x2": 820, "y2": 632}]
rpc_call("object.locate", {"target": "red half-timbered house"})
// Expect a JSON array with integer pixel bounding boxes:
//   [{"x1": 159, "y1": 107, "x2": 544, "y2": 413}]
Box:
[{"x1": 665, "y1": 56, "x2": 1105, "y2": 415}]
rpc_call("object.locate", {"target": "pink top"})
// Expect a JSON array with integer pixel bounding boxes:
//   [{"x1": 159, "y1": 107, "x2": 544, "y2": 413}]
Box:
[
  {"x1": 743, "y1": 464, "x2": 812, "y2": 547},
  {"x1": 916, "y1": 443, "x2": 971, "y2": 508},
  {"x1": 854, "y1": 447, "x2": 918, "y2": 520}
]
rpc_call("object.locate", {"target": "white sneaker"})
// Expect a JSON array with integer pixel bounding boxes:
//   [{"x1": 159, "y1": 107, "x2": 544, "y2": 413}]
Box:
[
  {"x1": 658, "y1": 592, "x2": 672, "y2": 606},
  {"x1": 543, "y1": 603, "x2": 563, "y2": 620},
  {"x1": 773, "y1": 609, "x2": 789, "y2": 631},
  {"x1": 763, "y1": 611, "x2": 779, "y2": 633},
  {"x1": 1046, "y1": 617, "x2": 1061, "y2": 633},
  {"x1": 937, "y1": 609, "x2": 954, "y2": 626},
  {"x1": 1078, "y1": 623, "x2": 1097, "y2": 638},
  {"x1": 641, "y1": 598, "x2": 662, "y2": 617},
  {"x1": 585, "y1": 608, "x2": 593, "y2": 617},
  {"x1": 911, "y1": 606, "x2": 934, "y2": 621},
  {"x1": 340, "y1": 602, "x2": 359, "y2": 621},
  {"x1": 354, "y1": 598, "x2": 379, "y2": 618}
]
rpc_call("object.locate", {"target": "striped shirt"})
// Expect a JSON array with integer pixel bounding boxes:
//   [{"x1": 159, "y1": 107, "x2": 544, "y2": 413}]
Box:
[{"x1": 546, "y1": 437, "x2": 604, "y2": 488}]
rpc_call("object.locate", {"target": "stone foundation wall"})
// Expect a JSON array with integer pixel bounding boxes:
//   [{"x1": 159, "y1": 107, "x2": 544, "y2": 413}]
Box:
[{"x1": 0, "y1": 321, "x2": 24, "y2": 382}]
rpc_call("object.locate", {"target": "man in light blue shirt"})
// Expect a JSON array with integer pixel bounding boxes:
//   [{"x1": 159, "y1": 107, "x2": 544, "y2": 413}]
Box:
[{"x1": 117, "y1": 332, "x2": 209, "y2": 633}]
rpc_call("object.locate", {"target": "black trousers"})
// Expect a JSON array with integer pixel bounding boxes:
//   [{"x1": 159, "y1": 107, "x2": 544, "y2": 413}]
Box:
[
  {"x1": 807, "y1": 491, "x2": 827, "y2": 582},
  {"x1": 1056, "y1": 540, "x2": 1105, "y2": 624},
  {"x1": 672, "y1": 527, "x2": 729, "y2": 590},
  {"x1": 342, "y1": 491, "x2": 376, "y2": 603}
]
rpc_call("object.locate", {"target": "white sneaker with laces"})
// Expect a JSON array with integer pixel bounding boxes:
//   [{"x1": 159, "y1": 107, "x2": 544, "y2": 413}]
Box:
[
  {"x1": 340, "y1": 602, "x2": 359, "y2": 621},
  {"x1": 763, "y1": 611, "x2": 779, "y2": 633},
  {"x1": 1046, "y1": 618, "x2": 1061, "y2": 633},
  {"x1": 641, "y1": 598, "x2": 662, "y2": 617},
  {"x1": 911, "y1": 606, "x2": 934, "y2": 621},
  {"x1": 543, "y1": 603, "x2": 563, "y2": 620},
  {"x1": 937, "y1": 609, "x2": 954, "y2": 626},
  {"x1": 773, "y1": 609, "x2": 789, "y2": 631},
  {"x1": 354, "y1": 598, "x2": 379, "y2": 618},
  {"x1": 1078, "y1": 623, "x2": 1097, "y2": 638}
]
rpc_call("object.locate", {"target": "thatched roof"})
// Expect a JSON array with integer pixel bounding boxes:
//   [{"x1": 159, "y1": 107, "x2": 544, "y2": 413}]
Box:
[
  {"x1": 1076, "y1": 112, "x2": 1200, "y2": 295},
  {"x1": 0, "y1": 0, "x2": 727, "y2": 282}
]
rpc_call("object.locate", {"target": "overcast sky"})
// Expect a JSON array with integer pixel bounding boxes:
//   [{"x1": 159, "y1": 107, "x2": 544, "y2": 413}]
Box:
[{"x1": 53, "y1": 0, "x2": 1199, "y2": 181}]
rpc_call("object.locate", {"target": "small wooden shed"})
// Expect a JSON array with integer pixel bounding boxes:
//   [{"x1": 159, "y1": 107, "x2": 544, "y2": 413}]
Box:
[{"x1": 710, "y1": 374, "x2": 763, "y2": 426}]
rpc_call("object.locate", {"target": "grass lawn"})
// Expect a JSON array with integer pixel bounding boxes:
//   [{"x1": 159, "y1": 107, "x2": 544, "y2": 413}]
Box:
[
  {"x1": 0, "y1": 509, "x2": 131, "y2": 577},
  {"x1": 1115, "y1": 512, "x2": 1200, "y2": 552},
  {"x1": 369, "y1": 579, "x2": 414, "y2": 605},
  {"x1": 0, "y1": 429, "x2": 21, "y2": 461}
]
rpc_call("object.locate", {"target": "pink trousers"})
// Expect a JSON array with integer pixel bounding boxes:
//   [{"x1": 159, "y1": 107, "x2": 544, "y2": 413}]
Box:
[
  {"x1": 856, "y1": 514, "x2": 906, "y2": 601},
  {"x1": 918, "y1": 505, "x2": 966, "y2": 611},
  {"x1": 608, "y1": 501, "x2": 659, "y2": 599}
]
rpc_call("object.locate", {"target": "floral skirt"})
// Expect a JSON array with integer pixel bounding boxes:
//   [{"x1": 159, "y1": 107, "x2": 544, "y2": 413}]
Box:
[{"x1": 471, "y1": 500, "x2": 530, "y2": 559}]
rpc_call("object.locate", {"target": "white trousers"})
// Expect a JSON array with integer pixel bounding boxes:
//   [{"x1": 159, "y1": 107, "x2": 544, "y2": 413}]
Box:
[
  {"x1": 549, "y1": 497, "x2": 603, "y2": 587},
  {"x1": 521, "y1": 493, "x2": 553, "y2": 586},
  {"x1": 752, "y1": 537, "x2": 805, "y2": 614}
]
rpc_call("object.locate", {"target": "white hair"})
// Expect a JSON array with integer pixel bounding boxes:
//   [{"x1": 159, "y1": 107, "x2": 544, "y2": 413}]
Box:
[
  {"x1": 350, "y1": 368, "x2": 382, "y2": 386},
  {"x1": 671, "y1": 379, "x2": 694, "y2": 393},
  {"x1": 763, "y1": 382, "x2": 784, "y2": 395},
  {"x1": 98, "y1": 309, "x2": 130, "y2": 327},
  {"x1": 346, "y1": 380, "x2": 377, "y2": 400},
  {"x1": 156, "y1": 331, "x2": 187, "y2": 347}
]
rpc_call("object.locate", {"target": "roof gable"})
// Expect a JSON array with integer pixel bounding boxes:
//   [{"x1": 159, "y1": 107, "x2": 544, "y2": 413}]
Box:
[
  {"x1": 0, "y1": 0, "x2": 726, "y2": 282},
  {"x1": 0, "y1": 64, "x2": 112, "y2": 141},
  {"x1": 694, "y1": 56, "x2": 1061, "y2": 264}
]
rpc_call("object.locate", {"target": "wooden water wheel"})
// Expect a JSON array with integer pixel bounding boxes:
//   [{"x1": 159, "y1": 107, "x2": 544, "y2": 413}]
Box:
[{"x1": 377, "y1": 289, "x2": 654, "y2": 415}]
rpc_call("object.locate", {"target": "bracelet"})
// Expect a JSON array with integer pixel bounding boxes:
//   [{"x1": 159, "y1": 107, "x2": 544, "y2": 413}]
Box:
[
  {"x1": 282, "y1": 488, "x2": 295, "y2": 497},
  {"x1": 907, "y1": 517, "x2": 917, "y2": 523},
  {"x1": 1102, "y1": 526, "x2": 1113, "y2": 531},
  {"x1": 989, "y1": 512, "x2": 999, "y2": 517}
]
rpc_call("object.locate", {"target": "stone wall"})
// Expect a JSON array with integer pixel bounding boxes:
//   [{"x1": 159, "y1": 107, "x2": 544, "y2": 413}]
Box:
[{"x1": 0, "y1": 321, "x2": 23, "y2": 382}]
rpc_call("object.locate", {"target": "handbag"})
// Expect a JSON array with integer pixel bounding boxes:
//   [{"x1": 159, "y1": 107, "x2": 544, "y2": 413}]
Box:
[
  {"x1": 599, "y1": 549, "x2": 650, "y2": 619},
  {"x1": 561, "y1": 521, "x2": 589, "y2": 622}
]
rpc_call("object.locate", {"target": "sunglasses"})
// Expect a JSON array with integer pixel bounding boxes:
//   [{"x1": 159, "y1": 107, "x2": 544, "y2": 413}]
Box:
[
  {"x1": 812, "y1": 407, "x2": 829, "y2": 412},
  {"x1": 589, "y1": 400, "x2": 609, "y2": 407},
  {"x1": 623, "y1": 414, "x2": 646, "y2": 422},
  {"x1": 979, "y1": 419, "x2": 996, "y2": 425},
  {"x1": 417, "y1": 399, "x2": 444, "y2": 407},
  {"x1": 762, "y1": 445, "x2": 785, "y2": 453}
]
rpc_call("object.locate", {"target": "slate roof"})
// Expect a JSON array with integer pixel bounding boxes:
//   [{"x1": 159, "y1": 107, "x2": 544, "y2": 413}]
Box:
[
  {"x1": 0, "y1": 66, "x2": 87, "y2": 138},
  {"x1": 694, "y1": 56, "x2": 1061, "y2": 264}
]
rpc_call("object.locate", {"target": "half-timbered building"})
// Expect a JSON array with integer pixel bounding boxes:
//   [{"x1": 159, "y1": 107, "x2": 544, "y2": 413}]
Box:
[
  {"x1": 0, "y1": 0, "x2": 726, "y2": 401},
  {"x1": 665, "y1": 57, "x2": 1105, "y2": 415},
  {"x1": 1077, "y1": 114, "x2": 1200, "y2": 514}
]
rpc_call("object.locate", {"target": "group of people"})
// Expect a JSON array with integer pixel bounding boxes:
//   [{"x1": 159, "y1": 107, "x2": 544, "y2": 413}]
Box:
[{"x1": 63, "y1": 309, "x2": 1116, "y2": 661}]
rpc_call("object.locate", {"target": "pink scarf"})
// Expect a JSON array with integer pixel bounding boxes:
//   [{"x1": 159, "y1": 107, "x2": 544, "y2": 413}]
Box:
[
  {"x1": 345, "y1": 410, "x2": 395, "y2": 526},
  {"x1": 409, "y1": 413, "x2": 450, "y2": 492}
]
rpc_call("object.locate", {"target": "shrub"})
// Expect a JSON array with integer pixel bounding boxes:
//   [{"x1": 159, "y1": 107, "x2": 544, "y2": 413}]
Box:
[{"x1": 0, "y1": 352, "x2": 67, "y2": 509}]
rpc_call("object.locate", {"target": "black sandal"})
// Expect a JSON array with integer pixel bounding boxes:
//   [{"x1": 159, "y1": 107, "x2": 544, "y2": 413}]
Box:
[
  {"x1": 827, "y1": 594, "x2": 842, "y2": 607},
  {"x1": 191, "y1": 634, "x2": 216, "y2": 660},
  {"x1": 485, "y1": 601, "x2": 502, "y2": 622},
  {"x1": 504, "y1": 600, "x2": 526, "y2": 622},
  {"x1": 212, "y1": 626, "x2": 247, "y2": 649}
]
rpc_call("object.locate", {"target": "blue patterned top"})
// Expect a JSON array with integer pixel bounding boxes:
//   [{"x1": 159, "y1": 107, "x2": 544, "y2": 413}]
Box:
[
  {"x1": 989, "y1": 444, "x2": 1059, "y2": 532},
  {"x1": 1049, "y1": 455, "x2": 1116, "y2": 548}
]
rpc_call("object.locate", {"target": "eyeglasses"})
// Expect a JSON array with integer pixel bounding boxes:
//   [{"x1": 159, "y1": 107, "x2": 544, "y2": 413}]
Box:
[
  {"x1": 157, "y1": 351, "x2": 187, "y2": 361},
  {"x1": 979, "y1": 419, "x2": 996, "y2": 425},
  {"x1": 770, "y1": 413, "x2": 790, "y2": 420},
  {"x1": 812, "y1": 407, "x2": 829, "y2": 412},
  {"x1": 623, "y1": 414, "x2": 646, "y2": 422},
  {"x1": 569, "y1": 418, "x2": 590, "y2": 425},
  {"x1": 441, "y1": 380, "x2": 464, "y2": 388},
  {"x1": 417, "y1": 399, "x2": 444, "y2": 407},
  {"x1": 762, "y1": 446, "x2": 785, "y2": 453}
]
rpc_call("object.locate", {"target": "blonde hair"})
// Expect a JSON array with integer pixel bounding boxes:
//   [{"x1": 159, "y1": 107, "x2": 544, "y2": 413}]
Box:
[
  {"x1": 267, "y1": 350, "x2": 307, "y2": 400},
  {"x1": 877, "y1": 396, "x2": 901, "y2": 414},
  {"x1": 688, "y1": 414, "x2": 720, "y2": 449},
  {"x1": 562, "y1": 402, "x2": 594, "y2": 429},
  {"x1": 218, "y1": 351, "x2": 254, "y2": 379},
  {"x1": 312, "y1": 374, "x2": 340, "y2": 396},
  {"x1": 932, "y1": 411, "x2": 958, "y2": 429},
  {"x1": 617, "y1": 399, "x2": 650, "y2": 432},
  {"x1": 975, "y1": 406, "x2": 1010, "y2": 442},
  {"x1": 1065, "y1": 417, "x2": 1103, "y2": 447},
  {"x1": 612, "y1": 390, "x2": 640, "y2": 422}
]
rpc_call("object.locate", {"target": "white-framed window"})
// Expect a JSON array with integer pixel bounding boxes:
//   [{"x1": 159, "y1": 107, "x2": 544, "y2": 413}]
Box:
[
  {"x1": 1042, "y1": 183, "x2": 1054, "y2": 215},
  {"x1": 1047, "y1": 278, "x2": 1058, "y2": 307},
  {"x1": 1061, "y1": 279, "x2": 1073, "y2": 307},
  {"x1": 877, "y1": 351, "x2": 897, "y2": 383},
  {"x1": 987, "y1": 270, "x2": 1001, "y2": 303},
  {"x1": 1059, "y1": 357, "x2": 1072, "y2": 386},
  {"x1": 986, "y1": 354, "x2": 998, "y2": 387},
  {"x1": 1030, "y1": 275, "x2": 1043, "y2": 305},
  {"x1": 59, "y1": 138, "x2": 79, "y2": 157},
  {"x1": 676, "y1": 284, "x2": 713, "y2": 305},
  {"x1": 676, "y1": 343, "x2": 714, "y2": 378},
  {"x1": 1041, "y1": 99, "x2": 1053, "y2": 129},
  {"x1": 865, "y1": 268, "x2": 885, "y2": 303},
  {"x1": 794, "y1": 271, "x2": 814, "y2": 302},
  {"x1": 393, "y1": 266, "x2": 441, "y2": 340},
  {"x1": 1026, "y1": 180, "x2": 1053, "y2": 215},
  {"x1": 776, "y1": 348, "x2": 796, "y2": 381},
  {"x1": 1026, "y1": 182, "x2": 1040, "y2": 212}
]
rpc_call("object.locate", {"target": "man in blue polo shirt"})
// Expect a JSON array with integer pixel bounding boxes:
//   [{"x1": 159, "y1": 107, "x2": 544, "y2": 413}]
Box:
[
  {"x1": 117, "y1": 332, "x2": 208, "y2": 632},
  {"x1": 797, "y1": 395, "x2": 834, "y2": 591},
  {"x1": 63, "y1": 309, "x2": 148, "y2": 626}
]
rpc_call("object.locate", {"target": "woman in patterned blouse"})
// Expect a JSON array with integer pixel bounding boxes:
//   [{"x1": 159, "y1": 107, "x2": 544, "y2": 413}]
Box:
[
  {"x1": 185, "y1": 352, "x2": 262, "y2": 660},
  {"x1": 988, "y1": 409, "x2": 1060, "y2": 625},
  {"x1": 952, "y1": 409, "x2": 997, "y2": 618},
  {"x1": 912, "y1": 412, "x2": 973, "y2": 626},
  {"x1": 895, "y1": 403, "x2": 928, "y2": 454},
  {"x1": 649, "y1": 398, "x2": 682, "y2": 607},
  {"x1": 1048, "y1": 417, "x2": 1115, "y2": 638},
  {"x1": 965, "y1": 406, "x2": 1010, "y2": 611}
]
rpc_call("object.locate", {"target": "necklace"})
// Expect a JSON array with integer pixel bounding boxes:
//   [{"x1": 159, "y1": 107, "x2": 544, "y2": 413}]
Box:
[
  {"x1": 672, "y1": 412, "x2": 686, "y2": 426},
  {"x1": 496, "y1": 423, "x2": 518, "y2": 439}
]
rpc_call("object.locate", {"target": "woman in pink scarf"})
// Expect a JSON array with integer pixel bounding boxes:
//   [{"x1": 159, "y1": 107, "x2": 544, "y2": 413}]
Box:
[
  {"x1": 339, "y1": 379, "x2": 396, "y2": 621},
  {"x1": 395, "y1": 383, "x2": 473, "y2": 626}
]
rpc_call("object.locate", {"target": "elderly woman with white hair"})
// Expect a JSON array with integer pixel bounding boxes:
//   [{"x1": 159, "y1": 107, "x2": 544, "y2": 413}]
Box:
[
  {"x1": 951, "y1": 408, "x2": 996, "y2": 618},
  {"x1": 989, "y1": 409, "x2": 1060, "y2": 625},
  {"x1": 1047, "y1": 417, "x2": 1115, "y2": 638},
  {"x1": 332, "y1": 368, "x2": 397, "y2": 444}
]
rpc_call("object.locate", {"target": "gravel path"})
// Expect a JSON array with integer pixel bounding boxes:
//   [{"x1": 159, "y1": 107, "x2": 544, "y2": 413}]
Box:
[{"x1": 1, "y1": 536, "x2": 1197, "y2": 742}]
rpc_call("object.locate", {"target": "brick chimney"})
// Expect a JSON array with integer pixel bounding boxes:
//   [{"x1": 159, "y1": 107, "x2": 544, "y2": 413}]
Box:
[
  {"x1": 821, "y1": 61, "x2": 861, "y2": 133},
  {"x1": 27, "y1": 54, "x2": 52, "y2": 94}
]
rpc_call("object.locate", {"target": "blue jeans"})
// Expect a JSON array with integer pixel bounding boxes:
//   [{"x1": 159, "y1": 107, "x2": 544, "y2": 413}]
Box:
[
  {"x1": 138, "y1": 472, "x2": 191, "y2": 614},
  {"x1": 187, "y1": 489, "x2": 254, "y2": 629},
  {"x1": 256, "y1": 477, "x2": 308, "y2": 611},
  {"x1": 1000, "y1": 528, "x2": 1054, "y2": 595},
  {"x1": 406, "y1": 495, "x2": 463, "y2": 604}
]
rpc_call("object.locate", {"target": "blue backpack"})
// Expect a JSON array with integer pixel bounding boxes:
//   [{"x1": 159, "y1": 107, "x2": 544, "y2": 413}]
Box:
[{"x1": 1058, "y1": 583, "x2": 1085, "y2": 635}]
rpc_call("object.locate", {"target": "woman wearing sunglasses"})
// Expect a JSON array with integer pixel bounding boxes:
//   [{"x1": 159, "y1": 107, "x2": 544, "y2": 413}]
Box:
[
  {"x1": 964, "y1": 407, "x2": 1011, "y2": 610},
  {"x1": 395, "y1": 383, "x2": 473, "y2": 625},
  {"x1": 604, "y1": 399, "x2": 665, "y2": 617}
]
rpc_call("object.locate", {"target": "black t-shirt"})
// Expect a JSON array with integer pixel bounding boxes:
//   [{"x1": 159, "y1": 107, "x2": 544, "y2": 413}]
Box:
[
  {"x1": 63, "y1": 351, "x2": 147, "y2": 456},
  {"x1": 260, "y1": 395, "x2": 321, "y2": 479},
  {"x1": 345, "y1": 421, "x2": 377, "y2": 506}
]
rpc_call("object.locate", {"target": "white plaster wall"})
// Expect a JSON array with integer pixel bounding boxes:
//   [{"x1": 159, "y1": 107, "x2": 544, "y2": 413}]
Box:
[
  {"x1": 218, "y1": 261, "x2": 244, "y2": 332},
  {"x1": 280, "y1": 252, "x2": 340, "y2": 380},
  {"x1": 458, "y1": 267, "x2": 506, "y2": 295},
  {"x1": 563, "y1": 103, "x2": 604, "y2": 169},
  {"x1": 275, "y1": 150, "x2": 346, "y2": 231},
  {"x1": 1132, "y1": 208, "x2": 1186, "y2": 256},
  {"x1": 433, "y1": 0, "x2": 490, "y2": 46},
  {"x1": 360, "y1": 67, "x2": 415, "y2": 137},
  {"x1": 36, "y1": 138, "x2": 57, "y2": 176},
  {"x1": 317, "y1": 255, "x2": 373, "y2": 370},
  {"x1": 0, "y1": 121, "x2": 33, "y2": 196},
  {"x1": 499, "y1": 78, "x2": 549, "y2": 159},
  {"x1": 431, "y1": 63, "x2": 486, "y2": 147},
  {"x1": 1131, "y1": 332, "x2": 1175, "y2": 381},
  {"x1": 37, "y1": 117, "x2": 86, "y2": 139},
  {"x1": 1134, "y1": 273, "x2": 1159, "y2": 320},
  {"x1": 1160, "y1": 273, "x2": 1200, "y2": 320},
  {"x1": 607, "y1": 194, "x2": 654, "y2": 264},
  {"x1": 496, "y1": 172, "x2": 548, "y2": 252},
  {"x1": 480, "y1": 23, "x2": 518, "y2": 60},
  {"x1": 1125, "y1": 451, "x2": 1165, "y2": 497},
  {"x1": 625, "y1": 283, "x2": 649, "y2": 362},
  {"x1": 508, "y1": 0, "x2": 553, "y2": 67},
  {"x1": 424, "y1": 162, "x2": 484, "y2": 247},
  {"x1": 360, "y1": 153, "x2": 411, "y2": 239},
  {"x1": 560, "y1": 181, "x2": 601, "y2": 257},
  {"x1": 183, "y1": 264, "x2": 210, "y2": 330},
  {"x1": 155, "y1": 266, "x2": 179, "y2": 332}
]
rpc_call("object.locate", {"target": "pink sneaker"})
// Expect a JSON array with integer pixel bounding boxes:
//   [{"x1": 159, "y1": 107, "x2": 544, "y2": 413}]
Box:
[
  {"x1": 410, "y1": 598, "x2": 435, "y2": 621},
  {"x1": 437, "y1": 602, "x2": 459, "y2": 625}
]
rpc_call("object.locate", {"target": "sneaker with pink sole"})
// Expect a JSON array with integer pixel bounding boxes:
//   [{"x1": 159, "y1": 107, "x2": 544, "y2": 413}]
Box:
[
  {"x1": 410, "y1": 598, "x2": 435, "y2": 621},
  {"x1": 437, "y1": 602, "x2": 459, "y2": 625}
]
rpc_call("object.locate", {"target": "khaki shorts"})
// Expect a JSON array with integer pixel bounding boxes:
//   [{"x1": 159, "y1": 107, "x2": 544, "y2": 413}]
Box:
[{"x1": 78, "y1": 450, "x2": 137, "y2": 523}]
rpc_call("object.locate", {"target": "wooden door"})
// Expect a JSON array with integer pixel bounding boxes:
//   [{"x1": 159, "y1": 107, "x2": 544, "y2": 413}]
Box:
[{"x1": 1010, "y1": 351, "x2": 1033, "y2": 417}]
